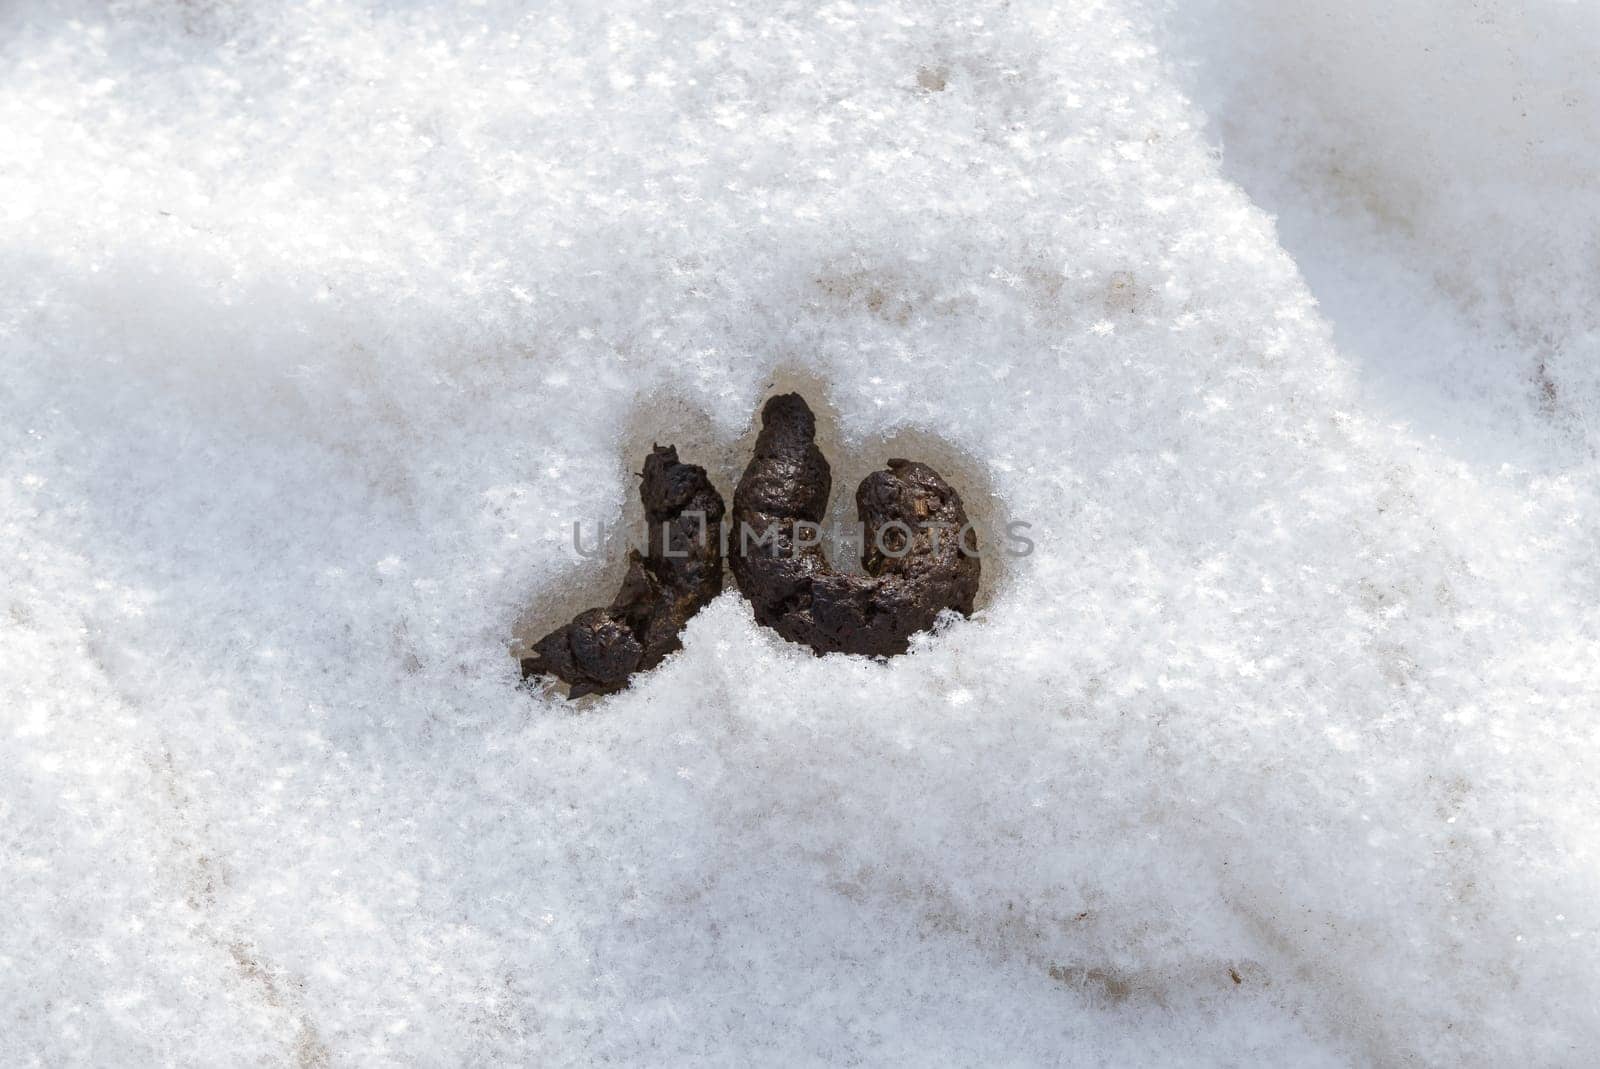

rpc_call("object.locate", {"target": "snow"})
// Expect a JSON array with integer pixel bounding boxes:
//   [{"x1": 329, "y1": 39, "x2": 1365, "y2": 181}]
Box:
[{"x1": 3, "y1": 0, "x2": 1598, "y2": 1063}]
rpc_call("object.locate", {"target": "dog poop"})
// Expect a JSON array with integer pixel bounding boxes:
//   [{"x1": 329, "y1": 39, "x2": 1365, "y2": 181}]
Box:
[
  {"x1": 521, "y1": 445, "x2": 725, "y2": 698},
  {"x1": 524, "y1": 394, "x2": 981, "y2": 698},
  {"x1": 730, "y1": 393, "x2": 980, "y2": 657}
]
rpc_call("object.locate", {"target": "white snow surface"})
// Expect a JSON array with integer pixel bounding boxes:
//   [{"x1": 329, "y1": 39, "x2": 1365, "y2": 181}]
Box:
[{"x1": 4, "y1": 0, "x2": 1599, "y2": 1064}]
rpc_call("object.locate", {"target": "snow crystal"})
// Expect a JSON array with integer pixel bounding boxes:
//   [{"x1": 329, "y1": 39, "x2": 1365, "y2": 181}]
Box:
[{"x1": 3, "y1": 0, "x2": 1597, "y2": 1063}]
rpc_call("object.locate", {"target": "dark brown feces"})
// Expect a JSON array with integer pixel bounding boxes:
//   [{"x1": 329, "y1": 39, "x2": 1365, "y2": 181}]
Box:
[
  {"x1": 522, "y1": 445, "x2": 724, "y2": 698},
  {"x1": 730, "y1": 393, "x2": 980, "y2": 656}
]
